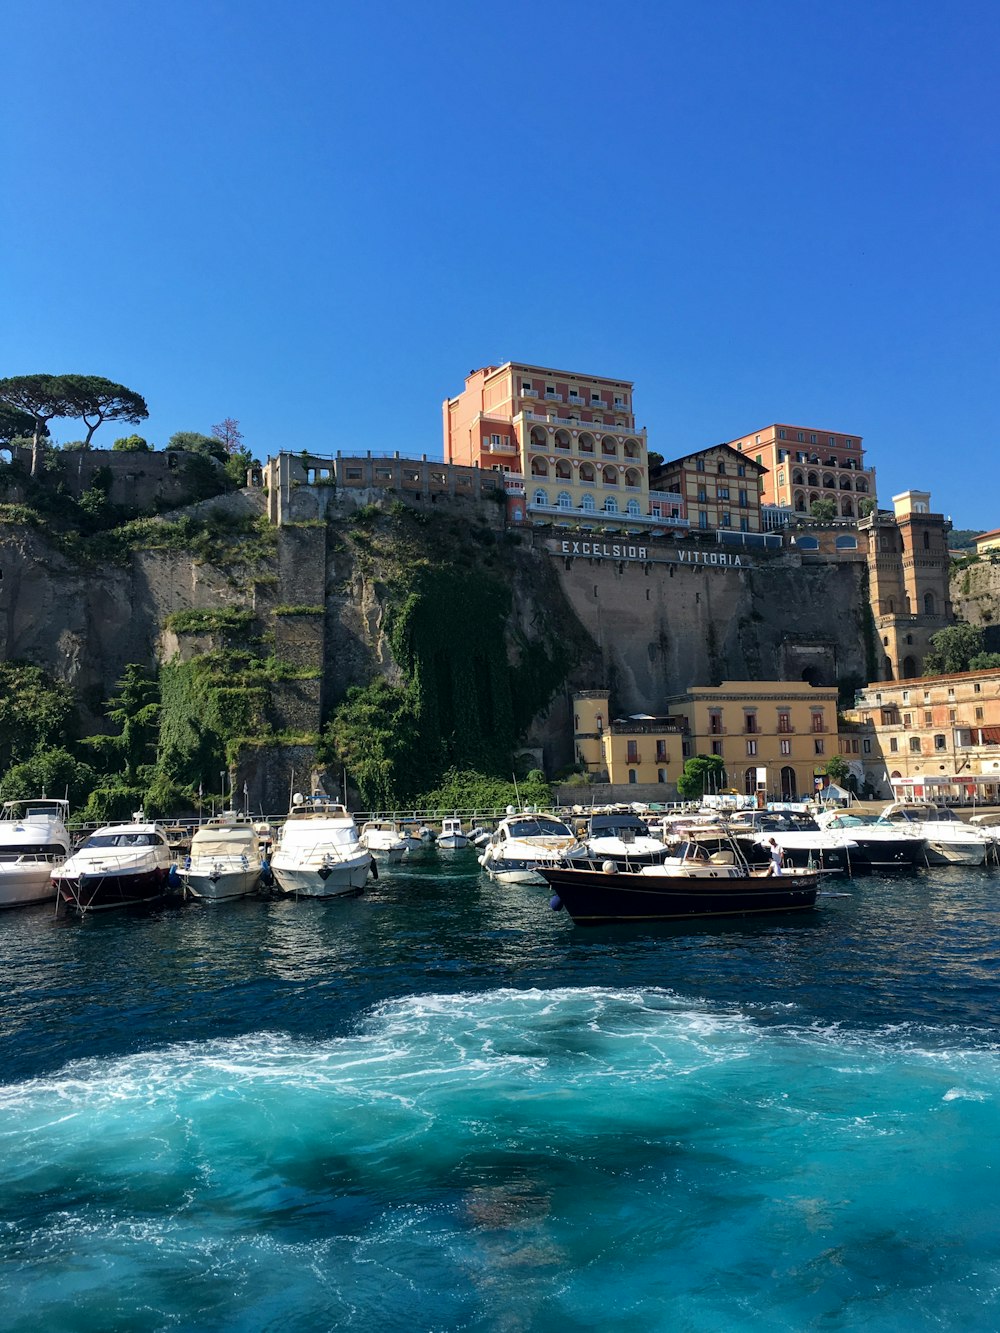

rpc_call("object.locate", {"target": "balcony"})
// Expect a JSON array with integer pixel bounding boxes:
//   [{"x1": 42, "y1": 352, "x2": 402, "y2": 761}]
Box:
[
  {"x1": 527, "y1": 502, "x2": 690, "y2": 528},
  {"x1": 483, "y1": 439, "x2": 518, "y2": 454},
  {"x1": 544, "y1": 392, "x2": 564, "y2": 402}
]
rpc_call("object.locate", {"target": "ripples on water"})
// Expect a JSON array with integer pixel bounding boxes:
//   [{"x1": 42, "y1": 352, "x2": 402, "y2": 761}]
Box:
[{"x1": 2, "y1": 850, "x2": 1000, "y2": 1330}]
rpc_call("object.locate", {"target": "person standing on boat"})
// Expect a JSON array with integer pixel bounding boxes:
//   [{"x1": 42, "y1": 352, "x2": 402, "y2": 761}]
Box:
[{"x1": 767, "y1": 838, "x2": 784, "y2": 876}]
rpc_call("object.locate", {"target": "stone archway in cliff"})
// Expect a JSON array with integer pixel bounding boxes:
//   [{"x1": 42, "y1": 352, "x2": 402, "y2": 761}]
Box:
[
  {"x1": 801, "y1": 666, "x2": 823, "y2": 686},
  {"x1": 0, "y1": 447, "x2": 13, "y2": 467}
]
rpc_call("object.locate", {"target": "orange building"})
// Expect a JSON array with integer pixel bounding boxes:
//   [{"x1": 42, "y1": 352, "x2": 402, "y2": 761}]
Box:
[
  {"x1": 443, "y1": 362, "x2": 688, "y2": 533},
  {"x1": 725, "y1": 423, "x2": 876, "y2": 519}
]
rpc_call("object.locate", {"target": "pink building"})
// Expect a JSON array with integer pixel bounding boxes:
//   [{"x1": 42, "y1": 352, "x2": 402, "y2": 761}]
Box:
[{"x1": 443, "y1": 362, "x2": 687, "y2": 532}]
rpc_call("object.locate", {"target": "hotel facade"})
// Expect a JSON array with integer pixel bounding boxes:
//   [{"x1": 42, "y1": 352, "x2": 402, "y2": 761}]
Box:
[
  {"x1": 726, "y1": 423, "x2": 876, "y2": 519},
  {"x1": 443, "y1": 362, "x2": 688, "y2": 533}
]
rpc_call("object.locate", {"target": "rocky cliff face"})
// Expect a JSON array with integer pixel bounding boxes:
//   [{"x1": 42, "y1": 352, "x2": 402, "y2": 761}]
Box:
[
  {"x1": 0, "y1": 487, "x2": 877, "y2": 803},
  {"x1": 951, "y1": 557, "x2": 1000, "y2": 630}
]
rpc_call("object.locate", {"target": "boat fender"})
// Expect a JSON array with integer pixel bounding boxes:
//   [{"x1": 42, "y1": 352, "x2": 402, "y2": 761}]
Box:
[
  {"x1": 167, "y1": 864, "x2": 181, "y2": 888},
  {"x1": 369, "y1": 858, "x2": 379, "y2": 881},
  {"x1": 549, "y1": 895, "x2": 563, "y2": 911},
  {"x1": 602, "y1": 860, "x2": 617, "y2": 875}
]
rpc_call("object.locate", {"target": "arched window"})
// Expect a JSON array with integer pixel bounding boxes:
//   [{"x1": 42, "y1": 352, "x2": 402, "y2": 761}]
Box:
[
  {"x1": 579, "y1": 462, "x2": 596, "y2": 483},
  {"x1": 823, "y1": 473, "x2": 834, "y2": 489},
  {"x1": 602, "y1": 466, "x2": 618, "y2": 486},
  {"x1": 780, "y1": 766, "x2": 797, "y2": 800},
  {"x1": 557, "y1": 491, "x2": 573, "y2": 509},
  {"x1": 532, "y1": 488, "x2": 548, "y2": 507},
  {"x1": 555, "y1": 458, "x2": 572, "y2": 479},
  {"x1": 624, "y1": 468, "x2": 641, "y2": 488},
  {"x1": 744, "y1": 767, "x2": 757, "y2": 796},
  {"x1": 604, "y1": 496, "x2": 618, "y2": 514},
  {"x1": 840, "y1": 499, "x2": 854, "y2": 518},
  {"x1": 601, "y1": 436, "x2": 618, "y2": 457},
  {"x1": 554, "y1": 428, "x2": 571, "y2": 451},
  {"x1": 530, "y1": 426, "x2": 548, "y2": 450},
  {"x1": 796, "y1": 536, "x2": 819, "y2": 550},
  {"x1": 909, "y1": 736, "x2": 921, "y2": 753},
  {"x1": 623, "y1": 438, "x2": 640, "y2": 458},
  {"x1": 793, "y1": 470, "x2": 804, "y2": 485},
  {"x1": 807, "y1": 471, "x2": 818, "y2": 487},
  {"x1": 794, "y1": 491, "x2": 806, "y2": 512},
  {"x1": 856, "y1": 478, "x2": 868, "y2": 493},
  {"x1": 924, "y1": 591, "x2": 935, "y2": 614},
  {"x1": 581, "y1": 493, "x2": 596, "y2": 512},
  {"x1": 578, "y1": 432, "x2": 595, "y2": 454},
  {"x1": 626, "y1": 499, "x2": 640, "y2": 516},
  {"x1": 934, "y1": 734, "x2": 947, "y2": 751},
  {"x1": 835, "y1": 534, "x2": 857, "y2": 549},
  {"x1": 530, "y1": 457, "x2": 549, "y2": 477}
]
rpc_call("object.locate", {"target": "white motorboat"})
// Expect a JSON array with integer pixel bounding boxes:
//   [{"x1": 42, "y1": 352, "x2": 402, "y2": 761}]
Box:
[
  {"x1": 581, "y1": 812, "x2": 672, "y2": 867},
  {"x1": 0, "y1": 798, "x2": 72, "y2": 908},
  {"x1": 181, "y1": 815, "x2": 264, "y2": 901},
  {"x1": 398, "y1": 824, "x2": 424, "y2": 852},
  {"x1": 437, "y1": 818, "x2": 469, "y2": 849},
  {"x1": 814, "y1": 810, "x2": 926, "y2": 870},
  {"x1": 53, "y1": 818, "x2": 174, "y2": 913},
  {"x1": 728, "y1": 810, "x2": 857, "y2": 875},
  {"x1": 360, "y1": 820, "x2": 408, "y2": 862},
  {"x1": 479, "y1": 813, "x2": 583, "y2": 884},
  {"x1": 877, "y1": 801, "x2": 993, "y2": 866},
  {"x1": 270, "y1": 794, "x2": 372, "y2": 897}
]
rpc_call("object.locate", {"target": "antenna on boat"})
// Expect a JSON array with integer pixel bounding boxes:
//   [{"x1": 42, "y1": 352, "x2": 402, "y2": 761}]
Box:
[{"x1": 512, "y1": 772, "x2": 522, "y2": 811}]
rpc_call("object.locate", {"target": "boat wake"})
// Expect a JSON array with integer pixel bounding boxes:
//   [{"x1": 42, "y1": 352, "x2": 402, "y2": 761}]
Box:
[{"x1": 3, "y1": 987, "x2": 1000, "y2": 1330}]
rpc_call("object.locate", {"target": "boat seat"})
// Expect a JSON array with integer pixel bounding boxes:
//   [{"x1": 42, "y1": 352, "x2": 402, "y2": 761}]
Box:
[{"x1": 709, "y1": 850, "x2": 735, "y2": 865}]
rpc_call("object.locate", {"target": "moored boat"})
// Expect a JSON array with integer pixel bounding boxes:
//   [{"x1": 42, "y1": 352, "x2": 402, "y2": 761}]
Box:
[
  {"x1": 360, "y1": 819, "x2": 409, "y2": 862},
  {"x1": 876, "y1": 801, "x2": 993, "y2": 866},
  {"x1": 580, "y1": 811, "x2": 672, "y2": 867},
  {"x1": 541, "y1": 842, "x2": 819, "y2": 926},
  {"x1": 270, "y1": 794, "x2": 372, "y2": 898},
  {"x1": 814, "y1": 809, "x2": 926, "y2": 870},
  {"x1": 479, "y1": 813, "x2": 583, "y2": 884},
  {"x1": 53, "y1": 819, "x2": 173, "y2": 913},
  {"x1": 0, "y1": 798, "x2": 72, "y2": 908},
  {"x1": 437, "y1": 818, "x2": 469, "y2": 849},
  {"x1": 181, "y1": 814, "x2": 264, "y2": 901}
]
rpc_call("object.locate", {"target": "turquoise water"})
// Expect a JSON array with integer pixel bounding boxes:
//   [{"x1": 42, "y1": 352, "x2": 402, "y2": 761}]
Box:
[{"x1": 3, "y1": 850, "x2": 1000, "y2": 1330}]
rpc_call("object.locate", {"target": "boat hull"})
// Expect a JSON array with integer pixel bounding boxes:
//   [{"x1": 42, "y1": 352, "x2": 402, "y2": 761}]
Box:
[
  {"x1": 271, "y1": 858, "x2": 370, "y2": 898},
  {"x1": 540, "y1": 865, "x2": 819, "y2": 926},
  {"x1": 55, "y1": 867, "x2": 170, "y2": 913},
  {"x1": 925, "y1": 840, "x2": 987, "y2": 866},
  {"x1": 0, "y1": 864, "x2": 60, "y2": 908},
  {"x1": 183, "y1": 868, "x2": 262, "y2": 901}
]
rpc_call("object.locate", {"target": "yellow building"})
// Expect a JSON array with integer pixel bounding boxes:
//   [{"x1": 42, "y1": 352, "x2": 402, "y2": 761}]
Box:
[
  {"x1": 671, "y1": 681, "x2": 840, "y2": 801},
  {"x1": 654, "y1": 444, "x2": 767, "y2": 534},
  {"x1": 851, "y1": 667, "x2": 1000, "y2": 801},
  {"x1": 572, "y1": 692, "x2": 687, "y2": 786},
  {"x1": 974, "y1": 528, "x2": 1000, "y2": 555},
  {"x1": 574, "y1": 682, "x2": 841, "y2": 799}
]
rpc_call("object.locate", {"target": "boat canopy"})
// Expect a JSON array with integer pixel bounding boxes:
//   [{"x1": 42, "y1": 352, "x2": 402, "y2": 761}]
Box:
[{"x1": 191, "y1": 827, "x2": 259, "y2": 856}]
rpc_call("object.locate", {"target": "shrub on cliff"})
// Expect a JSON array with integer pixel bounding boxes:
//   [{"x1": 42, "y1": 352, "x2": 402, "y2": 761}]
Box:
[{"x1": 0, "y1": 662, "x2": 78, "y2": 772}]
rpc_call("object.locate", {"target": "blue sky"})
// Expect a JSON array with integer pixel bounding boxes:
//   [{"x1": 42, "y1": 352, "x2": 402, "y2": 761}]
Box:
[{"x1": 4, "y1": 0, "x2": 998, "y2": 528}]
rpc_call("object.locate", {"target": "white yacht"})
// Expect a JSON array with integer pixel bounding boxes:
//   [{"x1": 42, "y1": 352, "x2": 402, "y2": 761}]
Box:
[
  {"x1": 181, "y1": 814, "x2": 264, "y2": 901},
  {"x1": 360, "y1": 820, "x2": 408, "y2": 863},
  {"x1": 877, "y1": 801, "x2": 993, "y2": 866},
  {"x1": 579, "y1": 812, "x2": 672, "y2": 867},
  {"x1": 270, "y1": 794, "x2": 372, "y2": 897},
  {"x1": 814, "y1": 809, "x2": 926, "y2": 870},
  {"x1": 437, "y1": 818, "x2": 469, "y2": 849},
  {"x1": 53, "y1": 818, "x2": 174, "y2": 912},
  {"x1": 479, "y1": 813, "x2": 583, "y2": 884},
  {"x1": 0, "y1": 798, "x2": 72, "y2": 908}
]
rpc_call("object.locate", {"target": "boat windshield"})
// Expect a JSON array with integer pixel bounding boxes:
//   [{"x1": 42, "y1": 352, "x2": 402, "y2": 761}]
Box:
[
  {"x1": 82, "y1": 832, "x2": 161, "y2": 848},
  {"x1": 589, "y1": 815, "x2": 651, "y2": 837},
  {"x1": 507, "y1": 817, "x2": 571, "y2": 839}
]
